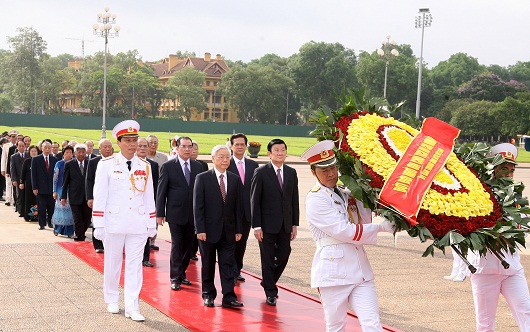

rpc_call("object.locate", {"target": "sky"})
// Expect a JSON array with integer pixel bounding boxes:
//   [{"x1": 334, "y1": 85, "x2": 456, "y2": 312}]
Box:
[{"x1": 0, "y1": 0, "x2": 529, "y2": 68}]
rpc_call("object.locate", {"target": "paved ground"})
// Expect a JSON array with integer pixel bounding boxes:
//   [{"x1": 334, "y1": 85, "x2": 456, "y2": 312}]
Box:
[{"x1": 1, "y1": 155, "x2": 529, "y2": 331}]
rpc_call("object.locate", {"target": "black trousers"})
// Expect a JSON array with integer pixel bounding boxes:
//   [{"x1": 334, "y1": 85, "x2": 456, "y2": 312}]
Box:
[
  {"x1": 168, "y1": 221, "x2": 194, "y2": 283},
  {"x1": 143, "y1": 239, "x2": 151, "y2": 262},
  {"x1": 70, "y1": 202, "x2": 92, "y2": 240},
  {"x1": 258, "y1": 231, "x2": 292, "y2": 298},
  {"x1": 198, "y1": 234, "x2": 237, "y2": 302},
  {"x1": 234, "y1": 218, "x2": 251, "y2": 276},
  {"x1": 36, "y1": 194, "x2": 55, "y2": 227},
  {"x1": 92, "y1": 227, "x2": 104, "y2": 250}
]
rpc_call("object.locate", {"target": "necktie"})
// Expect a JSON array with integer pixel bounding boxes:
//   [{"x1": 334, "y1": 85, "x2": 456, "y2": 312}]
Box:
[
  {"x1": 237, "y1": 160, "x2": 245, "y2": 185},
  {"x1": 126, "y1": 160, "x2": 132, "y2": 171},
  {"x1": 219, "y1": 174, "x2": 226, "y2": 202},
  {"x1": 277, "y1": 169, "x2": 283, "y2": 190},
  {"x1": 184, "y1": 161, "x2": 191, "y2": 185},
  {"x1": 45, "y1": 156, "x2": 49, "y2": 172},
  {"x1": 334, "y1": 187, "x2": 344, "y2": 202},
  {"x1": 79, "y1": 161, "x2": 84, "y2": 176},
  {"x1": 20, "y1": 153, "x2": 24, "y2": 160}
]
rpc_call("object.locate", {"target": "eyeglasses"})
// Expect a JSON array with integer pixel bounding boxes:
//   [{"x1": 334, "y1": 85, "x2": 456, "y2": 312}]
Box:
[{"x1": 179, "y1": 145, "x2": 193, "y2": 149}]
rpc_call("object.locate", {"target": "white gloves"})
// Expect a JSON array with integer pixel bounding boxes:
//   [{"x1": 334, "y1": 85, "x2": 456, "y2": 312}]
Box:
[
  {"x1": 94, "y1": 228, "x2": 106, "y2": 241},
  {"x1": 378, "y1": 220, "x2": 395, "y2": 233},
  {"x1": 147, "y1": 228, "x2": 157, "y2": 238}
]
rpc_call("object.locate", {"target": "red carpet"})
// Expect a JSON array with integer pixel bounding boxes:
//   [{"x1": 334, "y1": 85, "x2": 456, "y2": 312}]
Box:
[{"x1": 59, "y1": 240, "x2": 400, "y2": 331}]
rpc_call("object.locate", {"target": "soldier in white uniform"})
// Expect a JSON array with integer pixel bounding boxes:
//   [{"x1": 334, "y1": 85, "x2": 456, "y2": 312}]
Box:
[
  {"x1": 92, "y1": 120, "x2": 157, "y2": 322},
  {"x1": 301, "y1": 140, "x2": 394, "y2": 332},
  {"x1": 467, "y1": 143, "x2": 530, "y2": 331}
]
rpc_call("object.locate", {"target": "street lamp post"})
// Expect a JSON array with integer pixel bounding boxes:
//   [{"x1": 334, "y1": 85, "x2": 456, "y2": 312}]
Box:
[
  {"x1": 93, "y1": 6, "x2": 120, "y2": 139},
  {"x1": 414, "y1": 8, "x2": 432, "y2": 119},
  {"x1": 377, "y1": 35, "x2": 399, "y2": 99}
]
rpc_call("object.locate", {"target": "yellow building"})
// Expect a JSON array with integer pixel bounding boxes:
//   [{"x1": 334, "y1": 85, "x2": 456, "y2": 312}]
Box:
[{"x1": 149, "y1": 52, "x2": 238, "y2": 122}]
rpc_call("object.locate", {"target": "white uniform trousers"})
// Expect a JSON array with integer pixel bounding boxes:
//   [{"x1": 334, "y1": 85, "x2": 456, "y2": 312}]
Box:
[
  {"x1": 319, "y1": 280, "x2": 382, "y2": 332},
  {"x1": 5, "y1": 175, "x2": 12, "y2": 204},
  {"x1": 471, "y1": 270, "x2": 530, "y2": 332},
  {"x1": 103, "y1": 233, "x2": 147, "y2": 312}
]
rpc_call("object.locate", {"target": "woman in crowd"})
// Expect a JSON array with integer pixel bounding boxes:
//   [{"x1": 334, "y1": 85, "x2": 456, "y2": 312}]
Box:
[
  {"x1": 51, "y1": 146, "x2": 74, "y2": 237},
  {"x1": 19, "y1": 145, "x2": 39, "y2": 221}
]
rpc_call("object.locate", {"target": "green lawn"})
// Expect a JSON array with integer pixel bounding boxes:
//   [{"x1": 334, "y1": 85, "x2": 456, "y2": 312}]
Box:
[{"x1": 0, "y1": 126, "x2": 318, "y2": 157}]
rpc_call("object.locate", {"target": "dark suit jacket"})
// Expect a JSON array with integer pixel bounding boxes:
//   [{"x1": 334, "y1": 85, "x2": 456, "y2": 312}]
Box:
[
  {"x1": 5, "y1": 145, "x2": 17, "y2": 176},
  {"x1": 156, "y1": 158, "x2": 202, "y2": 225},
  {"x1": 85, "y1": 156, "x2": 102, "y2": 201},
  {"x1": 250, "y1": 162, "x2": 299, "y2": 234},
  {"x1": 61, "y1": 159, "x2": 88, "y2": 205},
  {"x1": 228, "y1": 157, "x2": 259, "y2": 223},
  {"x1": 146, "y1": 157, "x2": 159, "y2": 200},
  {"x1": 10, "y1": 152, "x2": 28, "y2": 184},
  {"x1": 31, "y1": 154, "x2": 58, "y2": 195},
  {"x1": 194, "y1": 169, "x2": 242, "y2": 244}
]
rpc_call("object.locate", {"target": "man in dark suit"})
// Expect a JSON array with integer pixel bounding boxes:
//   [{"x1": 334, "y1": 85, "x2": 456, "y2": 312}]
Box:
[
  {"x1": 31, "y1": 141, "x2": 58, "y2": 230},
  {"x1": 85, "y1": 140, "x2": 98, "y2": 160},
  {"x1": 62, "y1": 144, "x2": 91, "y2": 241},
  {"x1": 136, "y1": 137, "x2": 159, "y2": 267},
  {"x1": 251, "y1": 138, "x2": 299, "y2": 306},
  {"x1": 86, "y1": 139, "x2": 114, "y2": 252},
  {"x1": 228, "y1": 133, "x2": 259, "y2": 282},
  {"x1": 156, "y1": 136, "x2": 202, "y2": 291},
  {"x1": 194, "y1": 145, "x2": 243, "y2": 308},
  {"x1": 10, "y1": 141, "x2": 28, "y2": 217}
]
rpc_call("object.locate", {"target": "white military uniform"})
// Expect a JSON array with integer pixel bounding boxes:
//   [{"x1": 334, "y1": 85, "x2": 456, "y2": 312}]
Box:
[
  {"x1": 1, "y1": 140, "x2": 14, "y2": 204},
  {"x1": 467, "y1": 246, "x2": 530, "y2": 331},
  {"x1": 465, "y1": 142, "x2": 530, "y2": 331},
  {"x1": 92, "y1": 152, "x2": 156, "y2": 313},
  {"x1": 306, "y1": 183, "x2": 384, "y2": 332}
]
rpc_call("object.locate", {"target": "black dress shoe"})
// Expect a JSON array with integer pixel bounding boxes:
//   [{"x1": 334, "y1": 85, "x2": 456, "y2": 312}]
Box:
[
  {"x1": 142, "y1": 261, "x2": 154, "y2": 267},
  {"x1": 149, "y1": 244, "x2": 159, "y2": 251},
  {"x1": 38, "y1": 226, "x2": 45, "y2": 230},
  {"x1": 47, "y1": 221, "x2": 53, "y2": 228},
  {"x1": 190, "y1": 255, "x2": 198, "y2": 261},
  {"x1": 236, "y1": 274, "x2": 246, "y2": 282},
  {"x1": 266, "y1": 297, "x2": 277, "y2": 306},
  {"x1": 170, "y1": 282, "x2": 180, "y2": 291},
  {"x1": 222, "y1": 300, "x2": 244, "y2": 308},
  {"x1": 181, "y1": 278, "x2": 192, "y2": 286},
  {"x1": 5, "y1": 202, "x2": 10, "y2": 206},
  {"x1": 203, "y1": 298, "x2": 215, "y2": 307}
]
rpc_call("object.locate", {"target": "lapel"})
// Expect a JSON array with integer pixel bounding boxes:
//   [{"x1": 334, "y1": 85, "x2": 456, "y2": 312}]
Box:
[
  {"x1": 244, "y1": 159, "x2": 254, "y2": 185},
  {"x1": 267, "y1": 162, "x2": 283, "y2": 193},
  {"x1": 209, "y1": 169, "x2": 224, "y2": 202},
  {"x1": 174, "y1": 157, "x2": 188, "y2": 186}
]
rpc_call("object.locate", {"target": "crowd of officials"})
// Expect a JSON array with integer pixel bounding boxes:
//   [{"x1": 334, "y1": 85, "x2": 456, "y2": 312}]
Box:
[{"x1": 0, "y1": 124, "x2": 301, "y2": 323}]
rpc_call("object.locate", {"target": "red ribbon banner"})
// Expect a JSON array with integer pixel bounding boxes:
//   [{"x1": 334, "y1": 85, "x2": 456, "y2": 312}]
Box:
[{"x1": 379, "y1": 117, "x2": 460, "y2": 225}]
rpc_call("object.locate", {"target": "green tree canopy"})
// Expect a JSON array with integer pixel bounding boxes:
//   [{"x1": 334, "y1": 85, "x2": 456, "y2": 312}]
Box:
[
  {"x1": 458, "y1": 74, "x2": 528, "y2": 102},
  {"x1": 450, "y1": 100, "x2": 498, "y2": 139},
  {"x1": 165, "y1": 66, "x2": 207, "y2": 121},
  {"x1": 289, "y1": 41, "x2": 357, "y2": 122},
  {"x1": 220, "y1": 63, "x2": 294, "y2": 123}
]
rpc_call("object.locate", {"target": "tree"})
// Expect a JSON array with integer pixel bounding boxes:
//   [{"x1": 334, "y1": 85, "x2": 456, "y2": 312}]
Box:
[
  {"x1": 508, "y1": 61, "x2": 530, "y2": 89},
  {"x1": 493, "y1": 92, "x2": 530, "y2": 137},
  {"x1": 427, "y1": 53, "x2": 485, "y2": 117},
  {"x1": 450, "y1": 100, "x2": 498, "y2": 140},
  {"x1": 4, "y1": 27, "x2": 47, "y2": 113},
  {"x1": 165, "y1": 67, "x2": 207, "y2": 121},
  {"x1": 220, "y1": 63, "x2": 295, "y2": 123},
  {"x1": 41, "y1": 55, "x2": 76, "y2": 113},
  {"x1": 289, "y1": 41, "x2": 357, "y2": 123},
  {"x1": 430, "y1": 53, "x2": 485, "y2": 90},
  {"x1": 458, "y1": 74, "x2": 528, "y2": 102},
  {"x1": 356, "y1": 44, "x2": 418, "y2": 113},
  {"x1": 434, "y1": 98, "x2": 473, "y2": 123},
  {"x1": 0, "y1": 93, "x2": 14, "y2": 113}
]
